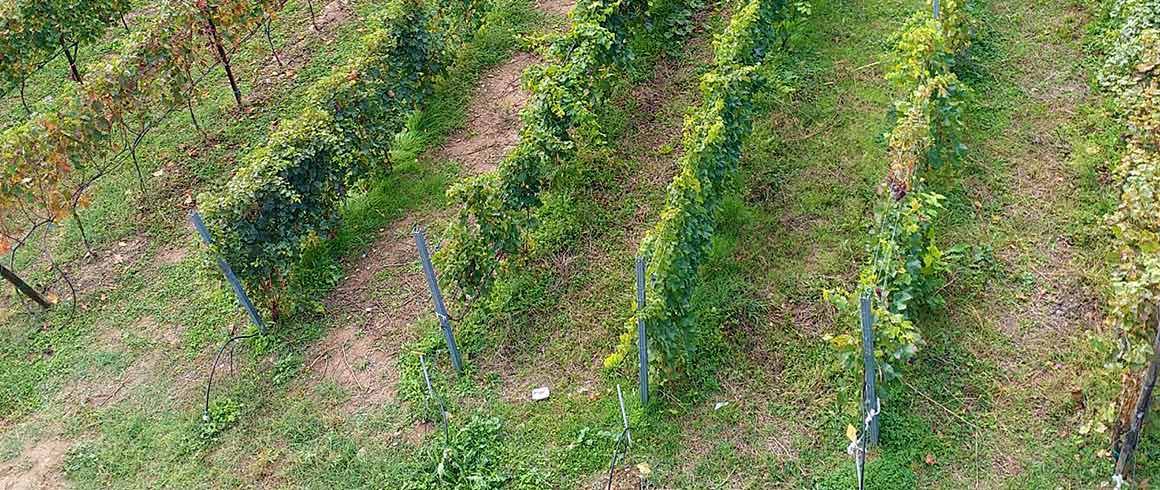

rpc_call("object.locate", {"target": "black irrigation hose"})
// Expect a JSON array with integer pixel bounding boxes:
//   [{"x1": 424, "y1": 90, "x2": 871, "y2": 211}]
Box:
[
  {"x1": 605, "y1": 427, "x2": 632, "y2": 490},
  {"x1": 857, "y1": 435, "x2": 867, "y2": 490},
  {"x1": 203, "y1": 333, "x2": 259, "y2": 420}
]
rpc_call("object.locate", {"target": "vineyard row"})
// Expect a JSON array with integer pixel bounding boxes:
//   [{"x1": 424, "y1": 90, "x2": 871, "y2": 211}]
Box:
[
  {"x1": 605, "y1": 0, "x2": 806, "y2": 377},
  {"x1": 1099, "y1": 0, "x2": 1160, "y2": 471},
  {"x1": 824, "y1": 0, "x2": 972, "y2": 388},
  {"x1": 0, "y1": 0, "x2": 133, "y2": 91},
  {"x1": 0, "y1": 0, "x2": 284, "y2": 258},
  {"x1": 197, "y1": 0, "x2": 471, "y2": 319},
  {"x1": 437, "y1": 0, "x2": 650, "y2": 300}
]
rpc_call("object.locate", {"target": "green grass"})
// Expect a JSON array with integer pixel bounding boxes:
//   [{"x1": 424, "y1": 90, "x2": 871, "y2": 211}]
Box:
[{"x1": 0, "y1": 0, "x2": 1142, "y2": 487}]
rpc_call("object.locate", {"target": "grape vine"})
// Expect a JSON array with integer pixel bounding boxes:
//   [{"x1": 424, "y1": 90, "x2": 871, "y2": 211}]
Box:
[
  {"x1": 603, "y1": 0, "x2": 805, "y2": 379},
  {"x1": 0, "y1": 0, "x2": 133, "y2": 89},
  {"x1": 1096, "y1": 0, "x2": 1160, "y2": 455},
  {"x1": 197, "y1": 0, "x2": 453, "y2": 319},
  {"x1": 0, "y1": 0, "x2": 283, "y2": 258},
  {"x1": 437, "y1": 0, "x2": 649, "y2": 299},
  {"x1": 824, "y1": 0, "x2": 972, "y2": 390}
]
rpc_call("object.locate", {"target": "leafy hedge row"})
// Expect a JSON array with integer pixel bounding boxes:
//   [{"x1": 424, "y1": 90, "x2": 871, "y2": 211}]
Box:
[
  {"x1": 1099, "y1": 0, "x2": 1160, "y2": 428},
  {"x1": 438, "y1": 0, "x2": 648, "y2": 299},
  {"x1": 604, "y1": 0, "x2": 801, "y2": 378},
  {"x1": 825, "y1": 0, "x2": 971, "y2": 383},
  {"x1": 0, "y1": 0, "x2": 283, "y2": 255},
  {"x1": 197, "y1": 0, "x2": 450, "y2": 319},
  {"x1": 0, "y1": 0, "x2": 132, "y2": 89}
]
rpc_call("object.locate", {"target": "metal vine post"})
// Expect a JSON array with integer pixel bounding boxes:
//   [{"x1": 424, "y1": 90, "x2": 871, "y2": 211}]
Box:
[
  {"x1": 636, "y1": 256, "x2": 649, "y2": 405},
  {"x1": 414, "y1": 226, "x2": 464, "y2": 374},
  {"x1": 1113, "y1": 304, "x2": 1160, "y2": 483},
  {"x1": 859, "y1": 294, "x2": 879, "y2": 445},
  {"x1": 420, "y1": 354, "x2": 450, "y2": 442},
  {"x1": 190, "y1": 211, "x2": 266, "y2": 334}
]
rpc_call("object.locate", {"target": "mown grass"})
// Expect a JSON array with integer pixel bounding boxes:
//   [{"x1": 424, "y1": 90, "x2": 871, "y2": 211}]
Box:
[
  {"x1": 0, "y1": 0, "x2": 1142, "y2": 487},
  {"x1": 3, "y1": 0, "x2": 547, "y2": 485},
  {"x1": 450, "y1": 0, "x2": 1129, "y2": 486},
  {"x1": 0, "y1": 0, "x2": 417, "y2": 424}
]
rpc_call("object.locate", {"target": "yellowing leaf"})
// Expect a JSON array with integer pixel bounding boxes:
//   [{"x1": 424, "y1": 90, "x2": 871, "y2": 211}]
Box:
[
  {"x1": 846, "y1": 424, "x2": 858, "y2": 443},
  {"x1": 636, "y1": 463, "x2": 652, "y2": 479}
]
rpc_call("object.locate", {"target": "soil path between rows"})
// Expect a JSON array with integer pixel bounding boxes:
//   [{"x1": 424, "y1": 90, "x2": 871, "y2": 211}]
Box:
[
  {"x1": 0, "y1": 438, "x2": 69, "y2": 490},
  {"x1": 305, "y1": 0, "x2": 575, "y2": 411},
  {"x1": 470, "y1": 36, "x2": 711, "y2": 405},
  {"x1": 963, "y1": 0, "x2": 1102, "y2": 484},
  {"x1": 0, "y1": 1, "x2": 371, "y2": 486},
  {"x1": 305, "y1": 214, "x2": 440, "y2": 409},
  {"x1": 437, "y1": 52, "x2": 539, "y2": 174}
]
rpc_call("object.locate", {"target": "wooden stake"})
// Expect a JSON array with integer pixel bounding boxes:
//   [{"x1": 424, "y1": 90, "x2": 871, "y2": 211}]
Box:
[
  {"x1": 206, "y1": 15, "x2": 243, "y2": 108},
  {"x1": 60, "y1": 37, "x2": 82, "y2": 83},
  {"x1": 0, "y1": 263, "x2": 51, "y2": 309},
  {"x1": 1115, "y1": 305, "x2": 1160, "y2": 480}
]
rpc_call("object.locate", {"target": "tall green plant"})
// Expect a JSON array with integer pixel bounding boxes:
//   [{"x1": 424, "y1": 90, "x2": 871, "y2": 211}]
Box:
[
  {"x1": 438, "y1": 0, "x2": 648, "y2": 299},
  {"x1": 824, "y1": 0, "x2": 971, "y2": 400},
  {"x1": 198, "y1": 0, "x2": 449, "y2": 319},
  {"x1": 603, "y1": 0, "x2": 800, "y2": 380}
]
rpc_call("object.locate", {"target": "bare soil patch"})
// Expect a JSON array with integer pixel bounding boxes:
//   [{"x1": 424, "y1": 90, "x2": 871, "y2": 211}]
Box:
[
  {"x1": 121, "y1": 5, "x2": 160, "y2": 26},
  {"x1": 1, "y1": 230, "x2": 151, "y2": 313},
  {"x1": 251, "y1": 0, "x2": 358, "y2": 105},
  {"x1": 536, "y1": 0, "x2": 577, "y2": 17},
  {"x1": 767, "y1": 297, "x2": 831, "y2": 338},
  {"x1": 584, "y1": 465, "x2": 641, "y2": 490},
  {"x1": 467, "y1": 31, "x2": 713, "y2": 404},
  {"x1": 37, "y1": 236, "x2": 151, "y2": 305},
  {"x1": 0, "y1": 438, "x2": 69, "y2": 490},
  {"x1": 626, "y1": 37, "x2": 710, "y2": 195},
  {"x1": 432, "y1": 0, "x2": 583, "y2": 174},
  {"x1": 403, "y1": 421, "x2": 435, "y2": 445},
  {"x1": 310, "y1": 0, "x2": 354, "y2": 32},
  {"x1": 154, "y1": 245, "x2": 188, "y2": 267},
  {"x1": 439, "y1": 53, "x2": 539, "y2": 175},
  {"x1": 305, "y1": 215, "x2": 441, "y2": 411}
]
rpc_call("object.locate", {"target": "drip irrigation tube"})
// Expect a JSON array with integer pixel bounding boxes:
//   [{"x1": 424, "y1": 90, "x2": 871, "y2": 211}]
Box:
[
  {"x1": 203, "y1": 333, "x2": 258, "y2": 420},
  {"x1": 605, "y1": 427, "x2": 632, "y2": 490}
]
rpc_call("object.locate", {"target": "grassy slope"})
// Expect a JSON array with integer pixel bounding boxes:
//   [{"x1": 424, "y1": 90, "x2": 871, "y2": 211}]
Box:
[
  {"x1": 0, "y1": 0, "x2": 373, "y2": 421},
  {"x1": 560, "y1": 0, "x2": 1122, "y2": 486},
  {"x1": 671, "y1": 0, "x2": 1122, "y2": 486},
  {"x1": 0, "y1": 0, "x2": 547, "y2": 487},
  {"x1": 0, "y1": 0, "x2": 1144, "y2": 487}
]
